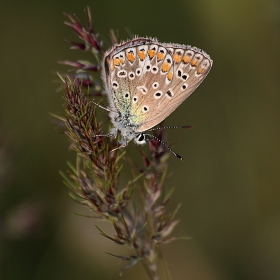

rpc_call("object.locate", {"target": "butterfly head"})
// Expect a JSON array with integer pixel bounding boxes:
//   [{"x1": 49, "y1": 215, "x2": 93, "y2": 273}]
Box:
[{"x1": 109, "y1": 110, "x2": 144, "y2": 145}]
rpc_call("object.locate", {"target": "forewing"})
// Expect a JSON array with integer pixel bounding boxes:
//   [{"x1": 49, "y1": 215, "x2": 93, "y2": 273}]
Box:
[{"x1": 134, "y1": 43, "x2": 213, "y2": 132}]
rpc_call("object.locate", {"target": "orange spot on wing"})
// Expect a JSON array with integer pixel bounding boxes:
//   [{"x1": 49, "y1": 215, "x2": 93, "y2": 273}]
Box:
[
  {"x1": 191, "y1": 59, "x2": 198, "y2": 67},
  {"x1": 119, "y1": 58, "x2": 125, "y2": 64},
  {"x1": 107, "y1": 58, "x2": 114, "y2": 70},
  {"x1": 157, "y1": 52, "x2": 165, "y2": 61},
  {"x1": 183, "y1": 55, "x2": 191, "y2": 63},
  {"x1": 113, "y1": 58, "x2": 120, "y2": 66},
  {"x1": 173, "y1": 53, "x2": 182, "y2": 63},
  {"x1": 161, "y1": 62, "x2": 170, "y2": 72},
  {"x1": 197, "y1": 67, "x2": 205, "y2": 74},
  {"x1": 138, "y1": 51, "x2": 146, "y2": 60},
  {"x1": 167, "y1": 71, "x2": 173, "y2": 81},
  {"x1": 148, "y1": 49, "x2": 156, "y2": 59},
  {"x1": 110, "y1": 61, "x2": 114, "y2": 70},
  {"x1": 127, "y1": 52, "x2": 135, "y2": 63}
]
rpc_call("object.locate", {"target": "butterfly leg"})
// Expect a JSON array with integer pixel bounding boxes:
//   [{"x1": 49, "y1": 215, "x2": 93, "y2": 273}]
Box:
[
  {"x1": 109, "y1": 133, "x2": 129, "y2": 153},
  {"x1": 110, "y1": 143, "x2": 127, "y2": 153}
]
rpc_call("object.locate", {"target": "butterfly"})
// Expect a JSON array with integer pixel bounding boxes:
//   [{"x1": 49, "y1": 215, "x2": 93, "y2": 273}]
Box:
[{"x1": 102, "y1": 37, "x2": 212, "y2": 158}]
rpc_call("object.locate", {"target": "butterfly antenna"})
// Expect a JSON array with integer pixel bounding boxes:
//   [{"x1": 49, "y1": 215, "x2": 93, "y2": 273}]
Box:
[
  {"x1": 90, "y1": 100, "x2": 118, "y2": 113},
  {"x1": 149, "y1": 125, "x2": 193, "y2": 131},
  {"x1": 145, "y1": 133, "x2": 183, "y2": 161}
]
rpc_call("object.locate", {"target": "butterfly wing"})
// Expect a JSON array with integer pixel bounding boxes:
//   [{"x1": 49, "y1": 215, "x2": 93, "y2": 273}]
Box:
[
  {"x1": 103, "y1": 38, "x2": 212, "y2": 132},
  {"x1": 132, "y1": 41, "x2": 213, "y2": 132}
]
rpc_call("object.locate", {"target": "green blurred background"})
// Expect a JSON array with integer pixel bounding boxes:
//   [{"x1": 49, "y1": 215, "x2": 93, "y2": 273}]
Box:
[{"x1": 1, "y1": 0, "x2": 280, "y2": 279}]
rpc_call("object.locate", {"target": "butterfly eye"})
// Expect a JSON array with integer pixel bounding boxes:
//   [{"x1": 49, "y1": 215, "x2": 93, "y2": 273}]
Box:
[
  {"x1": 138, "y1": 134, "x2": 145, "y2": 141},
  {"x1": 135, "y1": 133, "x2": 146, "y2": 145}
]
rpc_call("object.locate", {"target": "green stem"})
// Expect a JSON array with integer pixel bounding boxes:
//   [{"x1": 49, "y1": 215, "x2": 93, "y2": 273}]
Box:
[
  {"x1": 158, "y1": 246, "x2": 172, "y2": 280},
  {"x1": 141, "y1": 258, "x2": 157, "y2": 280}
]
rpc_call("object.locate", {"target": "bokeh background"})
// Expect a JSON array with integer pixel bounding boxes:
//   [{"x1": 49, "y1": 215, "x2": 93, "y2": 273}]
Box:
[{"x1": 1, "y1": 0, "x2": 280, "y2": 279}]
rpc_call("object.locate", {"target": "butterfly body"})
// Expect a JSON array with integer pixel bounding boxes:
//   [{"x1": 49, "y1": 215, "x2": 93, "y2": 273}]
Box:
[{"x1": 102, "y1": 37, "x2": 212, "y2": 146}]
